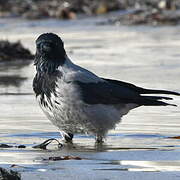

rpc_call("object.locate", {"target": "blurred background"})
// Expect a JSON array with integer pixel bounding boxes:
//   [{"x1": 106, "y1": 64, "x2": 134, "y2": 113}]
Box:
[
  {"x1": 0, "y1": 0, "x2": 180, "y2": 23},
  {"x1": 0, "y1": 1, "x2": 180, "y2": 179}
]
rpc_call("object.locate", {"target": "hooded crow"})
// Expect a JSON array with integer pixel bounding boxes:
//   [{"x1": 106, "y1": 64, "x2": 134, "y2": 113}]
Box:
[{"x1": 33, "y1": 33, "x2": 180, "y2": 143}]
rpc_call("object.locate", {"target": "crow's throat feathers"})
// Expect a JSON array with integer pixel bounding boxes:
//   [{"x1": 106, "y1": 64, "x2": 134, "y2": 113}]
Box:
[
  {"x1": 33, "y1": 70, "x2": 62, "y2": 98},
  {"x1": 34, "y1": 54, "x2": 65, "y2": 74}
]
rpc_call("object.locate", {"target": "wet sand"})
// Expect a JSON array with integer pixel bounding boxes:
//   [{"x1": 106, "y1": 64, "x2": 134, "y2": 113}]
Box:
[{"x1": 0, "y1": 17, "x2": 180, "y2": 179}]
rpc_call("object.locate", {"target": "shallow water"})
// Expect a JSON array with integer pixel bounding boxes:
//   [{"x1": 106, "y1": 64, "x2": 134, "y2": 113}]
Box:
[{"x1": 0, "y1": 17, "x2": 180, "y2": 179}]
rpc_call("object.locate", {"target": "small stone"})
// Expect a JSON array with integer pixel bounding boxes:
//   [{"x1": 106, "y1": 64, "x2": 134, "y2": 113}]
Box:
[
  {"x1": 0, "y1": 144, "x2": 13, "y2": 148},
  {"x1": 17, "y1": 145, "x2": 26, "y2": 148},
  {"x1": 0, "y1": 167, "x2": 21, "y2": 180},
  {"x1": 48, "y1": 156, "x2": 82, "y2": 161},
  {"x1": 158, "y1": 0, "x2": 167, "y2": 9}
]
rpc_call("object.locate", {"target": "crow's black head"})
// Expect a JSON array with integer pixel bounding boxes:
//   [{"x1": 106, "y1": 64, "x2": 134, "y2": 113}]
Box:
[{"x1": 34, "y1": 33, "x2": 66, "y2": 73}]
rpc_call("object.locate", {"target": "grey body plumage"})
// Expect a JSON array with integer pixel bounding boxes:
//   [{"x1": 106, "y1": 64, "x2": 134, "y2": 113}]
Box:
[{"x1": 33, "y1": 33, "x2": 180, "y2": 142}]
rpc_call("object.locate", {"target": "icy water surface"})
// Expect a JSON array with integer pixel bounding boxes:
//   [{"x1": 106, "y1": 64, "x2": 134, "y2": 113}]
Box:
[{"x1": 0, "y1": 18, "x2": 180, "y2": 179}]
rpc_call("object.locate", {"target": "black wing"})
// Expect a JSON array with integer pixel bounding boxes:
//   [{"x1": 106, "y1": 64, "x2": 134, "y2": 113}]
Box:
[
  {"x1": 102, "y1": 78, "x2": 180, "y2": 96},
  {"x1": 75, "y1": 79, "x2": 177, "y2": 106}
]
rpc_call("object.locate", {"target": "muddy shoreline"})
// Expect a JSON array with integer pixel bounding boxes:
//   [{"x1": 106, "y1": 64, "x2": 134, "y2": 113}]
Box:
[{"x1": 0, "y1": 0, "x2": 180, "y2": 25}]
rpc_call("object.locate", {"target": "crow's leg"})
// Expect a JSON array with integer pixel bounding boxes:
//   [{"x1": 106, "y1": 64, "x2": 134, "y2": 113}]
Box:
[
  {"x1": 65, "y1": 133, "x2": 74, "y2": 143},
  {"x1": 60, "y1": 132, "x2": 74, "y2": 143},
  {"x1": 95, "y1": 135, "x2": 104, "y2": 143}
]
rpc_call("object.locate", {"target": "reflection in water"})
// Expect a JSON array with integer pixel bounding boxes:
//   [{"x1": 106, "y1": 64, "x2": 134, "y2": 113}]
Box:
[
  {"x1": 121, "y1": 160, "x2": 180, "y2": 172},
  {"x1": 0, "y1": 58, "x2": 33, "y2": 94},
  {"x1": 96, "y1": 160, "x2": 180, "y2": 172},
  {"x1": 0, "y1": 75, "x2": 27, "y2": 93},
  {"x1": 0, "y1": 59, "x2": 32, "y2": 70}
]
